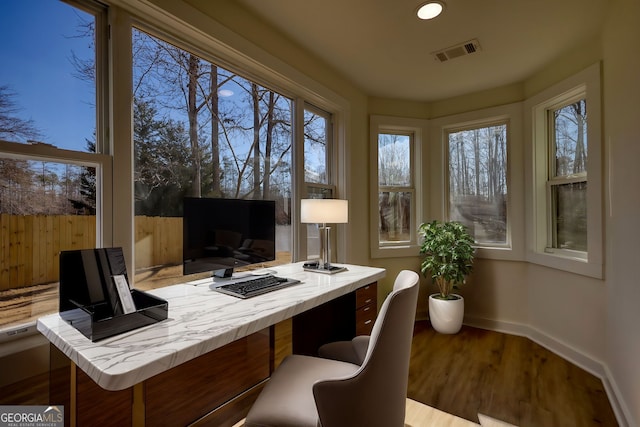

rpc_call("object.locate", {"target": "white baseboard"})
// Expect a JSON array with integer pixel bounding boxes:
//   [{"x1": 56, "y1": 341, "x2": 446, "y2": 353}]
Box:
[
  {"x1": 0, "y1": 325, "x2": 49, "y2": 389},
  {"x1": 602, "y1": 364, "x2": 636, "y2": 427},
  {"x1": 463, "y1": 315, "x2": 632, "y2": 427}
]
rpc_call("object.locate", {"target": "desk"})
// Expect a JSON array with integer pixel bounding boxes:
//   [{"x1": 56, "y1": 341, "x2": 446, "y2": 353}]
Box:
[{"x1": 37, "y1": 262, "x2": 385, "y2": 426}]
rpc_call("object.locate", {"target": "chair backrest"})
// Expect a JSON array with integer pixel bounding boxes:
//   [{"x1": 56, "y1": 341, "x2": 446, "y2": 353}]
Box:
[{"x1": 312, "y1": 270, "x2": 420, "y2": 427}]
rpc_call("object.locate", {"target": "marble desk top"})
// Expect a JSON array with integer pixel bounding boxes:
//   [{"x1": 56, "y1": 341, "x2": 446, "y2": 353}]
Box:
[{"x1": 37, "y1": 262, "x2": 385, "y2": 391}]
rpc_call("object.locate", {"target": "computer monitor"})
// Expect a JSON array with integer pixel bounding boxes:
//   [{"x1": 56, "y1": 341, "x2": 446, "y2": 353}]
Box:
[{"x1": 182, "y1": 197, "x2": 276, "y2": 277}]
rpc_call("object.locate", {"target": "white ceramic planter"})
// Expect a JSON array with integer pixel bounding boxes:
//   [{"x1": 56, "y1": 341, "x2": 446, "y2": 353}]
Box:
[{"x1": 428, "y1": 293, "x2": 464, "y2": 334}]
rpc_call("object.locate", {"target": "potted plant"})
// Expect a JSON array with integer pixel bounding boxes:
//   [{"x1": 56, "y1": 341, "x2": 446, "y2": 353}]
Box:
[{"x1": 418, "y1": 220, "x2": 474, "y2": 334}]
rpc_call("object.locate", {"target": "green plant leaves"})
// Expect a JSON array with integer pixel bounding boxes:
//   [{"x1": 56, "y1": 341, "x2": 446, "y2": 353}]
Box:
[{"x1": 418, "y1": 220, "x2": 474, "y2": 298}]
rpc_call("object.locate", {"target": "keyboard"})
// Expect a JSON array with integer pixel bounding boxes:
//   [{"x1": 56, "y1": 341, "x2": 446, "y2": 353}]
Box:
[{"x1": 212, "y1": 274, "x2": 301, "y2": 299}]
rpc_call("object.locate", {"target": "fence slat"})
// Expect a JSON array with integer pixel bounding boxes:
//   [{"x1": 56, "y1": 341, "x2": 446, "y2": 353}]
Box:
[
  {"x1": 0, "y1": 215, "x2": 182, "y2": 290},
  {"x1": 0, "y1": 214, "x2": 8, "y2": 290}
]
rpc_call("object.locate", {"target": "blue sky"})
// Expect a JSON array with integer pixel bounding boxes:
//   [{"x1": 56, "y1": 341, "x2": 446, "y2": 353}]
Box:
[{"x1": 0, "y1": 0, "x2": 95, "y2": 151}]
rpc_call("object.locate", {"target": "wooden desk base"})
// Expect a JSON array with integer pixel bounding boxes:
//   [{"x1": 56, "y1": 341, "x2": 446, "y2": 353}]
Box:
[{"x1": 51, "y1": 330, "x2": 270, "y2": 427}]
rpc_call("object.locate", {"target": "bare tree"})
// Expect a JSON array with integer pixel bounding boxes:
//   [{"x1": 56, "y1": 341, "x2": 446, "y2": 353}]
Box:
[
  {"x1": 0, "y1": 158, "x2": 32, "y2": 214},
  {"x1": 209, "y1": 65, "x2": 222, "y2": 197},
  {"x1": 571, "y1": 101, "x2": 587, "y2": 174},
  {"x1": 132, "y1": 30, "x2": 295, "y2": 206},
  {"x1": 0, "y1": 86, "x2": 42, "y2": 142},
  {"x1": 554, "y1": 99, "x2": 587, "y2": 176}
]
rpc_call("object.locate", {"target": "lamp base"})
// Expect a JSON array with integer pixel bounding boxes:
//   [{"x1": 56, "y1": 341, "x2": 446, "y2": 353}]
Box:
[{"x1": 303, "y1": 264, "x2": 347, "y2": 275}]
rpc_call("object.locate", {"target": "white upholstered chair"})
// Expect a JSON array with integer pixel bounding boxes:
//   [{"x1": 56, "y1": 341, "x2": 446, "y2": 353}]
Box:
[{"x1": 244, "y1": 270, "x2": 419, "y2": 427}]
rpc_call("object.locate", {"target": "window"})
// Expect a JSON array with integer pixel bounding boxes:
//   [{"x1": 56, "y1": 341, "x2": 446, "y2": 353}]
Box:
[
  {"x1": 431, "y1": 103, "x2": 523, "y2": 260},
  {"x1": 548, "y1": 99, "x2": 587, "y2": 253},
  {"x1": 302, "y1": 105, "x2": 337, "y2": 261},
  {"x1": 0, "y1": 0, "x2": 345, "y2": 330},
  {"x1": 113, "y1": 3, "x2": 346, "y2": 290},
  {"x1": 527, "y1": 63, "x2": 602, "y2": 277},
  {"x1": 378, "y1": 133, "x2": 413, "y2": 244},
  {"x1": 304, "y1": 105, "x2": 330, "y2": 185},
  {"x1": 447, "y1": 122, "x2": 508, "y2": 246},
  {"x1": 132, "y1": 28, "x2": 295, "y2": 288},
  {"x1": 0, "y1": 0, "x2": 109, "y2": 329},
  {"x1": 370, "y1": 116, "x2": 424, "y2": 258}
]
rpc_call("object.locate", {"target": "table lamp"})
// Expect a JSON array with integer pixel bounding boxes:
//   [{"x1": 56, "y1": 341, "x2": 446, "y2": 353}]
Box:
[{"x1": 300, "y1": 198, "x2": 348, "y2": 273}]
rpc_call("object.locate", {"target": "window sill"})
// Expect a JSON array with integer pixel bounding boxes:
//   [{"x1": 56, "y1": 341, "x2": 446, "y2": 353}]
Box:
[
  {"x1": 474, "y1": 245, "x2": 524, "y2": 262},
  {"x1": 0, "y1": 322, "x2": 45, "y2": 357},
  {"x1": 527, "y1": 250, "x2": 603, "y2": 279},
  {"x1": 371, "y1": 244, "x2": 420, "y2": 259}
]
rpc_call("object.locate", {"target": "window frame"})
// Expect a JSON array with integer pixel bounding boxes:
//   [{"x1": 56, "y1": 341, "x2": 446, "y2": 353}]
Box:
[
  {"x1": 301, "y1": 103, "x2": 338, "y2": 261},
  {"x1": 0, "y1": 0, "x2": 112, "y2": 330},
  {"x1": 525, "y1": 63, "x2": 602, "y2": 278},
  {"x1": 378, "y1": 131, "x2": 415, "y2": 247},
  {"x1": 431, "y1": 103, "x2": 524, "y2": 261},
  {"x1": 444, "y1": 119, "x2": 510, "y2": 249},
  {"x1": 303, "y1": 103, "x2": 333, "y2": 186},
  {"x1": 370, "y1": 115, "x2": 425, "y2": 258},
  {"x1": 0, "y1": 141, "x2": 113, "y2": 247},
  {"x1": 110, "y1": 1, "x2": 350, "y2": 275},
  {"x1": 545, "y1": 94, "x2": 588, "y2": 256}
]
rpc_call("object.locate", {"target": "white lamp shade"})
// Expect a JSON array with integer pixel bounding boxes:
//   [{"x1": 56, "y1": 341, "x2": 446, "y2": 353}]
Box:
[{"x1": 300, "y1": 199, "x2": 348, "y2": 224}]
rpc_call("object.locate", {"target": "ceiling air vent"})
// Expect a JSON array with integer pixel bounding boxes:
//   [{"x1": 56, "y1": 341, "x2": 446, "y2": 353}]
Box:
[{"x1": 433, "y1": 39, "x2": 481, "y2": 62}]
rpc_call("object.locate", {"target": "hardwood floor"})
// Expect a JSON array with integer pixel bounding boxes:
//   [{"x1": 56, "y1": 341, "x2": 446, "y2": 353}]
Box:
[{"x1": 408, "y1": 321, "x2": 618, "y2": 427}]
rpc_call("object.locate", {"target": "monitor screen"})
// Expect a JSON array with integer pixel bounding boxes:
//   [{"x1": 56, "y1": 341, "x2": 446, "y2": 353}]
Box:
[{"x1": 182, "y1": 197, "x2": 276, "y2": 276}]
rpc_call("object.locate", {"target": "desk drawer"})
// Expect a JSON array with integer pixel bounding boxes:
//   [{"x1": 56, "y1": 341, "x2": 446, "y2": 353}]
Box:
[
  {"x1": 356, "y1": 304, "x2": 376, "y2": 336},
  {"x1": 356, "y1": 283, "x2": 377, "y2": 309},
  {"x1": 355, "y1": 283, "x2": 377, "y2": 335}
]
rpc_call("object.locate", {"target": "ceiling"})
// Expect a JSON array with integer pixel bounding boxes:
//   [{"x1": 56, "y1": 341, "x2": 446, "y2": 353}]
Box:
[{"x1": 235, "y1": 0, "x2": 609, "y2": 102}]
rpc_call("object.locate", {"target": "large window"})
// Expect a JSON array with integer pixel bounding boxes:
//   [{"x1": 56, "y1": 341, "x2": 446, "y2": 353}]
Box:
[
  {"x1": 0, "y1": 0, "x2": 343, "y2": 329},
  {"x1": 447, "y1": 122, "x2": 508, "y2": 246},
  {"x1": 0, "y1": 0, "x2": 108, "y2": 328},
  {"x1": 128, "y1": 25, "x2": 341, "y2": 287},
  {"x1": 132, "y1": 28, "x2": 295, "y2": 287},
  {"x1": 527, "y1": 63, "x2": 602, "y2": 277}
]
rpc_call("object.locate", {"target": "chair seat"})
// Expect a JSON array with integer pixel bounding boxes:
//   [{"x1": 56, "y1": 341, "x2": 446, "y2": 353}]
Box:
[{"x1": 245, "y1": 354, "x2": 360, "y2": 427}]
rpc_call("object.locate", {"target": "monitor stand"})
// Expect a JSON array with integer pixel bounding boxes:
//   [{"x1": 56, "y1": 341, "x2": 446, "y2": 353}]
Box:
[
  {"x1": 303, "y1": 264, "x2": 347, "y2": 275},
  {"x1": 212, "y1": 268, "x2": 234, "y2": 278}
]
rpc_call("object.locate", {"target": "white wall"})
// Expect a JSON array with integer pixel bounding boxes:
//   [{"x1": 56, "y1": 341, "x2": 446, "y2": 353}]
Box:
[
  {"x1": 526, "y1": 264, "x2": 607, "y2": 370},
  {"x1": 462, "y1": 260, "x2": 529, "y2": 328},
  {"x1": 603, "y1": 0, "x2": 640, "y2": 424}
]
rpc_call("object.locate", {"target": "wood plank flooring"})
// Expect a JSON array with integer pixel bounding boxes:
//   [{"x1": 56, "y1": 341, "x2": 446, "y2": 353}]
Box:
[{"x1": 408, "y1": 321, "x2": 618, "y2": 427}]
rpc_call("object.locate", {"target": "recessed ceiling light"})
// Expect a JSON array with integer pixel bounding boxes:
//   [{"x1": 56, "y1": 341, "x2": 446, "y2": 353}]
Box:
[{"x1": 416, "y1": 1, "x2": 445, "y2": 20}]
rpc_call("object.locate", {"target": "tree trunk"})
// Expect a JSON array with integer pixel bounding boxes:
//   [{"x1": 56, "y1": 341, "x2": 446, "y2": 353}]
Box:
[
  {"x1": 251, "y1": 83, "x2": 261, "y2": 199},
  {"x1": 210, "y1": 64, "x2": 221, "y2": 197},
  {"x1": 573, "y1": 101, "x2": 587, "y2": 174},
  {"x1": 188, "y1": 54, "x2": 201, "y2": 197},
  {"x1": 263, "y1": 92, "x2": 275, "y2": 200}
]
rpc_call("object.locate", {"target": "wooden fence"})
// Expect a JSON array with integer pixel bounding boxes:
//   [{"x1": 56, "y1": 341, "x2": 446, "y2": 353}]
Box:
[
  {"x1": 135, "y1": 216, "x2": 183, "y2": 271},
  {"x1": 0, "y1": 214, "x2": 183, "y2": 291}
]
